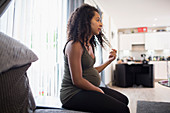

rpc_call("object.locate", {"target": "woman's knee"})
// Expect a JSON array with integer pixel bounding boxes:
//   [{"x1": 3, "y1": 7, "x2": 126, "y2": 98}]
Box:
[
  {"x1": 124, "y1": 96, "x2": 129, "y2": 105},
  {"x1": 123, "y1": 105, "x2": 130, "y2": 113},
  {"x1": 116, "y1": 104, "x2": 130, "y2": 113}
]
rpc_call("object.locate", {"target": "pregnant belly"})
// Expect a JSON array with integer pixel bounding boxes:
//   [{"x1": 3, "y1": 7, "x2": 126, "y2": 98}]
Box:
[{"x1": 83, "y1": 68, "x2": 101, "y2": 86}]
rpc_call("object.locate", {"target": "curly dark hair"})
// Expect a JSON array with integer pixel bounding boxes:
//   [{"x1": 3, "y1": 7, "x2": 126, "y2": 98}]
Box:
[{"x1": 67, "y1": 4, "x2": 110, "y2": 49}]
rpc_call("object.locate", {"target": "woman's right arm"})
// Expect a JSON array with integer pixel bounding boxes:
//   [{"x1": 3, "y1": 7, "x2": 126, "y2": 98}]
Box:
[{"x1": 65, "y1": 41, "x2": 104, "y2": 94}]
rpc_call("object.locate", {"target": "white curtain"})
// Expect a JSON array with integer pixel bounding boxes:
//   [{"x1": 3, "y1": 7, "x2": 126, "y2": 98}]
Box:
[
  {"x1": 0, "y1": 0, "x2": 67, "y2": 97},
  {"x1": 67, "y1": 0, "x2": 84, "y2": 20}
]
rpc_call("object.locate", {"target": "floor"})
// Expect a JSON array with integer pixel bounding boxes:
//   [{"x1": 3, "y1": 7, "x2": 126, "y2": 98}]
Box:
[{"x1": 110, "y1": 82, "x2": 170, "y2": 113}]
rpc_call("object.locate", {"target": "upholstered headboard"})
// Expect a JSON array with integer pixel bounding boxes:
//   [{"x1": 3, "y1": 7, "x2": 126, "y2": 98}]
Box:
[{"x1": 0, "y1": 0, "x2": 11, "y2": 17}]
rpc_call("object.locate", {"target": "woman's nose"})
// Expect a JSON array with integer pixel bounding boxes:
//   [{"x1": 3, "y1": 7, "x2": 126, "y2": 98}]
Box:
[{"x1": 100, "y1": 22, "x2": 103, "y2": 27}]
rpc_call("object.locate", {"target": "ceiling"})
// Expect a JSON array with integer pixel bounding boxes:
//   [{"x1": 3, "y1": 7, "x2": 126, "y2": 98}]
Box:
[{"x1": 96, "y1": 0, "x2": 170, "y2": 29}]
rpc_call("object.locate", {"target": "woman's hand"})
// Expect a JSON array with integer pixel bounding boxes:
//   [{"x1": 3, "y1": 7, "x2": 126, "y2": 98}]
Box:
[
  {"x1": 98, "y1": 88, "x2": 105, "y2": 94},
  {"x1": 94, "y1": 49, "x2": 117, "y2": 73},
  {"x1": 108, "y1": 49, "x2": 117, "y2": 62},
  {"x1": 95, "y1": 87, "x2": 104, "y2": 94}
]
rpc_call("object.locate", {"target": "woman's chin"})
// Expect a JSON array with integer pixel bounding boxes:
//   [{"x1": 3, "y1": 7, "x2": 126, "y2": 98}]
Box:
[
  {"x1": 95, "y1": 32, "x2": 100, "y2": 35},
  {"x1": 93, "y1": 31, "x2": 100, "y2": 36}
]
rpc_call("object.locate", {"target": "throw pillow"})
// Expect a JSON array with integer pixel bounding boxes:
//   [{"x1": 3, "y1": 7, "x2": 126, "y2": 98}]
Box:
[
  {"x1": 0, "y1": 32, "x2": 38, "y2": 73},
  {"x1": 0, "y1": 63, "x2": 36, "y2": 113}
]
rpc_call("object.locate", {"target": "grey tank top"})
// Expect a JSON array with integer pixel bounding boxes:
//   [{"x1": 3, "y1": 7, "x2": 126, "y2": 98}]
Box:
[{"x1": 60, "y1": 41, "x2": 101, "y2": 104}]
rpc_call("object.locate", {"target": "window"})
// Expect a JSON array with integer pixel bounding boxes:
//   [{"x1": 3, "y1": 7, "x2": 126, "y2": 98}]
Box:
[{"x1": 0, "y1": 0, "x2": 67, "y2": 97}]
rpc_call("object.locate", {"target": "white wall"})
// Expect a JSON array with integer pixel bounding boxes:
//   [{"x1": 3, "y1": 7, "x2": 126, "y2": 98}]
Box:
[{"x1": 85, "y1": 0, "x2": 118, "y2": 85}]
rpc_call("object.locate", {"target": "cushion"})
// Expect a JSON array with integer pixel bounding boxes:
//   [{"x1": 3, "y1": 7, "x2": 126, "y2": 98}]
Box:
[
  {"x1": 0, "y1": 63, "x2": 36, "y2": 113},
  {"x1": 0, "y1": 32, "x2": 38, "y2": 73},
  {"x1": 0, "y1": 0, "x2": 11, "y2": 17}
]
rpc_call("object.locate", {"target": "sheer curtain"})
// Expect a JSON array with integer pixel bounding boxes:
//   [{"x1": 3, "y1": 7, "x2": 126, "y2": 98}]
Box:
[
  {"x1": 0, "y1": 0, "x2": 67, "y2": 97},
  {"x1": 67, "y1": 0, "x2": 84, "y2": 20}
]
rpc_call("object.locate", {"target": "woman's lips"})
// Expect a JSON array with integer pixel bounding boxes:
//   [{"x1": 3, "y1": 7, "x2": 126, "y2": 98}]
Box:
[{"x1": 98, "y1": 28, "x2": 101, "y2": 31}]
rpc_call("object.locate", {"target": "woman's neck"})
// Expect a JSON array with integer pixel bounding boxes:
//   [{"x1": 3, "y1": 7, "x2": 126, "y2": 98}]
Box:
[
  {"x1": 87, "y1": 35, "x2": 93, "y2": 43},
  {"x1": 80, "y1": 35, "x2": 93, "y2": 45}
]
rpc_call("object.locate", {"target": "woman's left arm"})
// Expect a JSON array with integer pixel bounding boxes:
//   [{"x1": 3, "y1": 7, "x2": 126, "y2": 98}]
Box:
[{"x1": 94, "y1": 49, "x2": 117, "y2": 73}]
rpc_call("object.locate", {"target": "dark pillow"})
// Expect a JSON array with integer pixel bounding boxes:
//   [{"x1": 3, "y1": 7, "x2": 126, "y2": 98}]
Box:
[{"x1": 0, "y1": 63, "x2": 36, "y2": 113}]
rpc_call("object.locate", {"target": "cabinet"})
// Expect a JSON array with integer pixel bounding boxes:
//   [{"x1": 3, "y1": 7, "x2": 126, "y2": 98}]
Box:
[
  {"x1": 149, "y1": 61, "x2": 170, "y2": 79},
  {"x1": 131, "y1": 34, "x2": 145, "y2": 44},
  {"x1": 145, "y1": 32, "x2": 170, "y2": 50},
  {"x1": 119, "y1": 33, "x2": 145, "y2": 50},
  {"x1": 119, "y1": 32, "x2": 170, "y2": 51},
  {"x1": 119, "y1": 34, "x2": 131, "y2": 50}
]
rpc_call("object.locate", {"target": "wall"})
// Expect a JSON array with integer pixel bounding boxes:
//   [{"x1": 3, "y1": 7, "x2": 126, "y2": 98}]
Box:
[{"x1": 85, "y1": 0, "x2": 118, "y2": 85}]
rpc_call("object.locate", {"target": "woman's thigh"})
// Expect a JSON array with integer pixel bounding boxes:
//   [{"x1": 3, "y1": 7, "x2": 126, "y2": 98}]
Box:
[
  {"x1": 100, "y1": 87, "x2": 129, "y2": 105},
  {"x1": 63, "y1": 90, "x2": 130, "y2": 113}
]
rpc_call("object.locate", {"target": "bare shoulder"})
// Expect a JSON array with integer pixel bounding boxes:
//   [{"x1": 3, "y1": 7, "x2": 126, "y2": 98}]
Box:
[{"x1": 65, "y1": 41, "x2": 83, "y2": 56}]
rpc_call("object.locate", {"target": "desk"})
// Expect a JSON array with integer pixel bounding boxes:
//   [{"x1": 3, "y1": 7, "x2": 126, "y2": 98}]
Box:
[{"x1": 114, "y1": 64, "x2": 154, "y2": 88}]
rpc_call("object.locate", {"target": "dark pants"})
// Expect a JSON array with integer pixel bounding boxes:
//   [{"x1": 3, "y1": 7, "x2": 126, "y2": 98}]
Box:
[{"x1": 62, "y1": 87, "x2": 130, "y2": 113}]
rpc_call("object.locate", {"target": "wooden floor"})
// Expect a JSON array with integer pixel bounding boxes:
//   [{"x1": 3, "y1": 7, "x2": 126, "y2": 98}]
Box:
[{"x1": 110, "y1": 82, "x2": 170, "y2": 113}]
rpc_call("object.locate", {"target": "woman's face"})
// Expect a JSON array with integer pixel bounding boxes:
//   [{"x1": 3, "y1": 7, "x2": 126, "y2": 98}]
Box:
[{"x1": 91, "y1": 11, "x2": 102, "y2": 35}]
